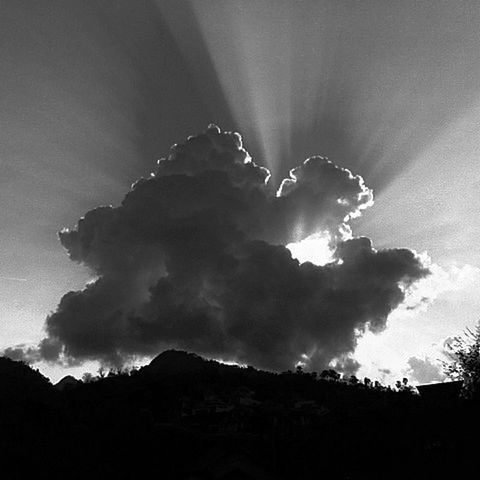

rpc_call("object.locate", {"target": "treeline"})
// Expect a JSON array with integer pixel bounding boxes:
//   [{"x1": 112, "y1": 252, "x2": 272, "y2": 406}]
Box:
[{"x1": 0, "y1": 351, "x2": 478, "y2": 479}]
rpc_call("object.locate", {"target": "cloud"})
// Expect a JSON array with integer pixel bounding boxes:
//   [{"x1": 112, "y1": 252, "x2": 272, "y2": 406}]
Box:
[
  {"x1": 6, "y1": 126, "x2": 428, "y2": 372},
  {"x1": 398, "y1": 257, "x2": 480, "y2": 314},
  {"x1": 277, "y1": 156, "x2": 373, "y2": 242},
  {"x1": 407, "y1": 356, "x2": 446, "y2": 384},
  {"x1": 2, "y1": 338, "x2": 63, "y2": 365},
  {"x1": 2, "y1": 344, "x2": 40, "y2": 364}
]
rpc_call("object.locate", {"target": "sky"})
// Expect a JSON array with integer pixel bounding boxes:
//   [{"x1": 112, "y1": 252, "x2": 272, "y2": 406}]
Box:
[{"x1": 1, "y1": 0, "x2": 480, "y2": 384}]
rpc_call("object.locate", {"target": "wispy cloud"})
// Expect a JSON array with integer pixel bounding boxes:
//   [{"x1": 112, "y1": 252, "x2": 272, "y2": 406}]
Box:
[{"x1": 0, "y1": 276, "x2": 28, "y2": 282}]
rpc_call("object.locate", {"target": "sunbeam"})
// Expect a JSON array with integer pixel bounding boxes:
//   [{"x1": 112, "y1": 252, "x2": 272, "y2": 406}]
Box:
[
  {"x1": 156, "y1": 0, "x2": 480, "y2": 194},
  {"x1": 2, "y1": 0, "x2": 480, "y2": 387},
  {"x1": 357, "y1": 100, "x2": 480, "y2": 266}
]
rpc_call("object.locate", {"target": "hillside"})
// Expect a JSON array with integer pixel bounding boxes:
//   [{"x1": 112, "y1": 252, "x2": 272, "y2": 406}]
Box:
[{"x1": 0, "y1": 351, "x2": 478, "y2": 479}]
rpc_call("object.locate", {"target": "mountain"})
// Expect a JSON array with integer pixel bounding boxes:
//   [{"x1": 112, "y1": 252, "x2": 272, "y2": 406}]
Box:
[
  {"x1": 0, "y1": 352, "x2": 478, "y2": 479},
  {"x1": 146, "y1": 349, "x2": 211, "y2": 375},
  {"x1": 0, "y1": 356, "x2": 54, "y2": 401},
  {"x1": 54, "y1": 375, "x2": 80, "y2": 391}
]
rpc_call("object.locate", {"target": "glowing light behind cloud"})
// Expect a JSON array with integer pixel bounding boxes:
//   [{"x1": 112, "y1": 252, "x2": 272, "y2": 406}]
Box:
[{"x1": 286, "y1": 232, "x2": 335, "y2": 266}]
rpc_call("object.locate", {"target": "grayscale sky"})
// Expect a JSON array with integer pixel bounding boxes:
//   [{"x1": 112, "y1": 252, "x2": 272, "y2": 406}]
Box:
[{"x1": 1, "y1": 0, "x2": 479, "y2": 383}]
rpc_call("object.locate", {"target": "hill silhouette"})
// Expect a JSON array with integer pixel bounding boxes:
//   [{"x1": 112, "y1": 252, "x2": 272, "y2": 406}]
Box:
[
  {"x1": 54, "y1": 374, "x2": 80, "y2": 391},
  {"x1": 0, "y1": 356, "x2": 54, "y2": 401},
  {"x1": 0, "y1": 351, "x2": 479, "y2": 479},
  {"x1": 148, "y1": 349, "x2": 210, "y2": 375}
]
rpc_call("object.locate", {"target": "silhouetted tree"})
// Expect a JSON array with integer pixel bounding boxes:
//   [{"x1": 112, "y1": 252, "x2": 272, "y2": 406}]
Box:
[
  {"x1": 349, "y1": 375, "x2": 359, "y2": 385},
  {"x1": 82, "y1": 372, "x2": 95, "y2": 383},
  {"x1": 395, "y1": 378, "x2": 415, "y2": 394},
  {"x1": 320, "y1": 369, "x2": 341, "y2": 381},
  {"x1": 374, "y1": 380, "x2": 383, "y2": 390},
  {"x1": 444, "y1": 322, "x2": 480, "y2": 398}
]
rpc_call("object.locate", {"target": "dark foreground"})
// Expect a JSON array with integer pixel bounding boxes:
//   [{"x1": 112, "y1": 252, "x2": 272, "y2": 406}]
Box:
[{"x1": 0, "y1": 351, "x2": 478, "y2": 479}]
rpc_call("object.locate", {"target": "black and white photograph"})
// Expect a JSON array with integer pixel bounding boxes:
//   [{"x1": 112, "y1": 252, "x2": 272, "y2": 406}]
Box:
[{"x1": 1, "y1": 1, "x2": 480, "y2": 478}]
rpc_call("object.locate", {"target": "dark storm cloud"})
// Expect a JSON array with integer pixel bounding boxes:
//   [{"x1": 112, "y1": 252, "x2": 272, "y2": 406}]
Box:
[{"x1": 6, "y1": 127, "x2": 428, "y2": 371}]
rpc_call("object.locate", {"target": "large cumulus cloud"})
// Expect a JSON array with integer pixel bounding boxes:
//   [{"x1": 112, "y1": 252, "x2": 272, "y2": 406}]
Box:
[{"x1": 7, "y1": 126, "x2": 428, "y2": 371}]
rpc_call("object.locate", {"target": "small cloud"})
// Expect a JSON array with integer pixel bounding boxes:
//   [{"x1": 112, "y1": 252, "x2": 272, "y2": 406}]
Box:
[
  {"x1": 2, "y1": 344, "x2": 40, "y2": 364},
  {"x1": 406, "y1": 356, "x2": 446, "y2": 384},
  {"x1": 399, "y1": 259, "x2": 480, "y2": 314}
]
